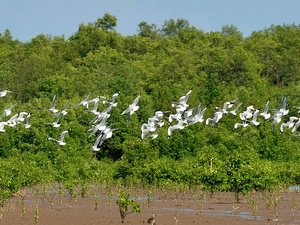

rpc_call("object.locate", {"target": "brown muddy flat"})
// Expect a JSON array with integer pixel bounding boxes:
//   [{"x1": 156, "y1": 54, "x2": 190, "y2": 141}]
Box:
[{"x1": 1, "y1": 186, "x2": 300, "y2": 225}]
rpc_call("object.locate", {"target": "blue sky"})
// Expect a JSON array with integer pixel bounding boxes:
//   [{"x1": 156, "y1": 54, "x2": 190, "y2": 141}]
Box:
[{"x1": 1, "y1": 0, "x2": 300, "y2": 42}]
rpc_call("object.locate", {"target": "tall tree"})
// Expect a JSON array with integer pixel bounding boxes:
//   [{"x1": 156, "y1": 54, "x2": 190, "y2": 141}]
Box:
[{"x1": 94, "y1": 13, "x2": 117, "y2": 31}]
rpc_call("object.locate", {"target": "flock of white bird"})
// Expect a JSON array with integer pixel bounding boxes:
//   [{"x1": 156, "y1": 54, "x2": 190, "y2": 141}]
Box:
[{"x1": 1, "y1": 89, "x2": 300, "y2": 153}]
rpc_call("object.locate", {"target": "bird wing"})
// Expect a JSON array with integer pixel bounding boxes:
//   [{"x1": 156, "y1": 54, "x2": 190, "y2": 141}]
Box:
[{"x1": 60, "y1": 130, "x2": 69, "y2": 141}]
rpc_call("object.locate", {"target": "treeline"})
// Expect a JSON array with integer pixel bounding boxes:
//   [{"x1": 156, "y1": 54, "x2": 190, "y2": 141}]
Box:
[{"x1": 1, "y1": 14, "x2": 300, "y2": 200}]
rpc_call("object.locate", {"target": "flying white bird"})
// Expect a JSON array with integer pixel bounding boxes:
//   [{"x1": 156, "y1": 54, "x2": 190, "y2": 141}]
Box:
[
  {"x1": 279, "y1": 96, "x2": 289, "y2": 116},
  {"x1": 0, "y1": 122, "x2": 8, "y2": 132},
  {"x1": 217, "y1": 98, "x2": 238, "y2": 114},
  {"x1": 280, "y1": 116, "x2": 299, "y2": 133},
  {"x1": 91, "y1": 104, "x2": 113, "y2": 124},
  {"x1": 0, "y1": 103, "x2": 17, "y2": 119},
  {"x1": 6, "y1": 114, "x2": 20, "y2": 127},
  {"x1": 61, "y1": 100, "x2": 70, "y2": 116},
  {"x1": 259, "y1": 100, "x2": 271, "y2": 120},
  {"x1": 270, "y1": 111, "x2": 284, "y2": 132},
  {"x1": 0, "y1": 90, "x2": 12, "y2": 97},
  {"x1": 88, "y1": 114, "x2": 110, "y2": 138},
  {"x1": 188, "y1": 103, "x2": 207, "y2": 125},
  {"x1": 49, "y1": 95, "x2": 59, "y2": 114},
  {"x1": 168, "y1": 120, "x2": 185, "y2": 137},
  {"x1": 206, "y1": 111, "x2": 223, "y2": 127},
  {"x1": 91, "y1": 133, "x2": 103, "y2": 152},
  {"x1": 45, "y1": 111, "x2": 62, "y2": 128},
  {"x1": 74, "y1": 93, "x2": 91, "y2": 109},
  {"x1": 47, "y1": 130, "x2": 69, "y2": 145},
  {"x1": 103, "y1": 92, "x2": 120, "y2": 107},
  {"x1": 239, "y1": 105, "x2": 255, "y2": 121},
  {"x1": 98, "y1": 126, "x2": 118, "y2": 147},
  {"x1": 121, "y1": 95, "x2": 140, "y2": 119},
  {"x1": 229, "y1": 103, "x2": 243, "y2": 116},
  {"x1": 171, "y1": 89, "x2": 192, "y2": 112},
  {"x1": 234, "y1": 121, "x2": 249, "y2": 129},
  {"x1": 20, "y1": 113, "x2": 32, "y2": 128},
  {"x1": 248, "y1": 109, "x2": 260, "y2": 126},
  {"x1": 141, "y1": 123, "x2": 157, "y2": 140}
]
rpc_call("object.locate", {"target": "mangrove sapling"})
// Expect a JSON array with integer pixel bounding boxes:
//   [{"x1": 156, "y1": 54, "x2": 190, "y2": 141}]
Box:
[
  {"x1": 291, "y1": 198, "x2": 296, "y2": 220},
  {"x1": 248, "y1": 195, "x2": 258, "y2": 220},
  {"x1": 34, "y1": 198, "x2": 39, "y2": 225},
  {"x1": 58, "y1": 185, "x2": 63, "y2": 203},
  {"x1": 198, "y1": 192, "x2": 206, "y2": 212},
  {"x1": 147, "y1": 188, "x2": 153, "y2": 208},
  {"x1": 80, "y1": 183, "x2": 90, "y2": 198},
  {"x1": 15, "y1": 189, "x2": 27, "y2": 216},
  {"x1": 272, "y1": 195, "x2": 281, "y2": 221},
  {"x1": 93, "y1": 193, "x2": 99, "y2": 211},
  {"x1": 47, "y1": 192, "x2": 54, "y2": 209},
  {"x1": 107, "y1": 187, "x2": 113, "y2": 210},
  {"x1": 65, "y1": 182, "x2": 80, "y2": 207},
  {"x1": 264, "y1": 191, "x2": 281, "y2": 221},
  {"x1": 19, "y1": 196, "x2": 25, "y2": 216},
  {"x1": 116, "y1": 190, "x2": 140, "y2": 223}
]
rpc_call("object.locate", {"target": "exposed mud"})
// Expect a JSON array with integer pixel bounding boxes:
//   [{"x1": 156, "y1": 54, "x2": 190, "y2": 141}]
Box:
[{"x1": 1, "y1": 186, "x2": 300, "y2": 224}]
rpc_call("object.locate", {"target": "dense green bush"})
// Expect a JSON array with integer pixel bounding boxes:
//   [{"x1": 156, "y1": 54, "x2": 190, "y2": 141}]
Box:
[{"x1": 1, "y1": 15, "x2": 300, "y2": 195}]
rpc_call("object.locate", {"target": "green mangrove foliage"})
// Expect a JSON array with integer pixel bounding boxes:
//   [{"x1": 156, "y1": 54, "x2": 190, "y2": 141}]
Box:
[{"x1": 1, "y1": 14, "x2": 300, "y2": 203}]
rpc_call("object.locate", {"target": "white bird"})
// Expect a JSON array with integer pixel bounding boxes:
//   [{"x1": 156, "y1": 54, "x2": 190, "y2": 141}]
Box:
[
  {"x1": 88, "y1": 95, "x2": 106, "y2": 104},
  {"x1": 171, "y1": 89, "x2": 192, "y2": 112},
  {"x1": 168, "y1": 120, "x2": 185, "y2": 137},
  {"x1": 6, "y1": 112, "x2": 28, "y2": 127},
  {"x1": 47, "y1": 130, "x2": 69, "y2": 145},
  {"x1": 91, "y1": 104, "x2": 113, "y2": 124},
  {"x1": 21, "y1": 113, "x2": 32, "y2": 128},
  {"x1": 187, "y1": 103, "x2": 207, "y2": 125},
  {"x1": 279, "y1": 96, "x2": 289, "y2": 116},
  {"x1": 259, "y1": 100, "x2": 271, "y2": 120},
  {"x1": 189, "y1": 108, "x2": 207, "y2": 125},
  {"x1": 141, "y1": 123, "x2": 157, "y2": 140},
  {"x1": 14, "y1": 112, "x2": 29, "y2": 124},
  {"x1": 61, "y1": 100, "x2": 70, "y2": 116},
  {"x1": 0, "y1": 90, "x2": 12, "y2": 97},
  {"x1": 45, "y1": 111, "x2": 62, "y2": 128},
  {"x1": 181, "y1": 106, "x2": 196, "y2": 124},
  {"x1": 88, "y1": 114, "x2": 110, "y2": 138},
  {"x1": 147, "y1": 133, "x2": 158, "y2": 140},
  {"x1": 280, "y1": 116, "x2": 299, "y2": 133},
  {"x1": 121, "y1": 95, "x2": 140, "y2": 118},
  {"x1": 89, "y1": 99, "x2": 101, "y2": 115},
  {"x1": 6, "y1": 114, "x2": 19, "y2": 127},
  {"x1": 74, "y1": 93, "x2": 91, "y2": 109},
  {"x1": 248, "y1": 109, "x2": 260, "y2": 126},
  {"x1": 217, "y1": 98, "x2": 238, "y2": 114},
  {"x1": 49, "y1": 95, "x2": 59, "y2": 114},
  {"x1": 229, "y1": 103, "x2": 243, "y2": 116},
  {"x1": 103, "y1": 92, "x2": 120, "y2": 107},
  {"x1": 273, "y1": 96, "x2": 289, "y2": 116},
  {"x1": 205, "y1": 111, "x2": 223, "y2": 127},
  {"x1": 149, "y1": 111, "x2": 165, "y2": 127},
  {"x1": 0, "y1": 122, "x2": 8, "y2": 132},
  {"x1": 98, "y1": 126, "x2": 117, "y2": 147},
  {"x1": 0, "y1": 103, "x2": 17, "y2": 119},
  {"x1": 271, "y1": 111, "x2": 283, "y2": 132},
  {"x1": 234, "y1": 121, "x2": 249, "y2": 129},
  {"x1": 168, "y1": 110, "x2": 183, "y2": 123},
  {"x1": 239, "y1": 105, "x2": 255, "y2": 121},
  {"x1": 91, "y1": 133, "x2": 102, "y2": 152}
]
